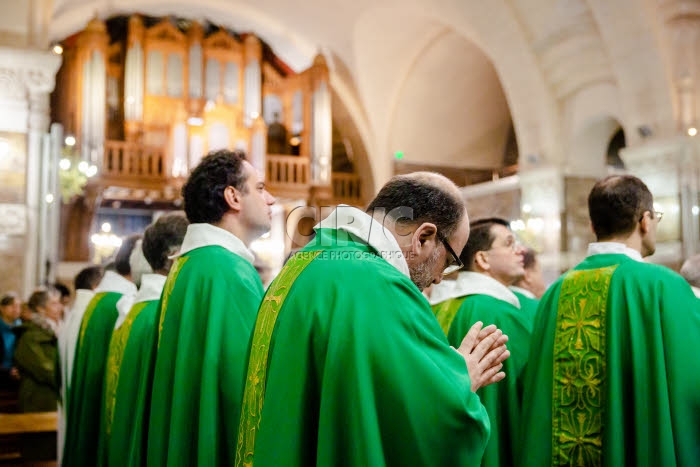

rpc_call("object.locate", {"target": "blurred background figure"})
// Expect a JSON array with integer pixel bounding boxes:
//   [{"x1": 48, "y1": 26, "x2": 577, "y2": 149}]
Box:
[
  {"x1": 510, "y1": 248, "x2": 547, "y2": 322},
  {"x1": 13, "y1": 287, "x2": 64, "y2": 461},
  {"x1": 680, "y1": 254, "x2": 700, "y2": 298},
  {"x1": 0, "y1": 292, "x2": 22, "y2": 396}
]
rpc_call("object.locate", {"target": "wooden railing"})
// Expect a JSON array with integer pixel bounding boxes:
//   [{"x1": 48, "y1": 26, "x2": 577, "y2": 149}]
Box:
[
  {"x1": 103, "y1": 141, "x2": 166, "y2": 179},
  {"x1": 332, "y1": 173, "x2": 363, "y2": 206},
  {"x1": 266, "y1": 155, "x2": 310, "y2": 187}
]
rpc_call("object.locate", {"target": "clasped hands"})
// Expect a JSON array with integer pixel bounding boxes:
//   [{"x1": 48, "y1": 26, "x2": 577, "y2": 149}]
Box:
[{"x1": 457, "y1": 322, "x2": 510, "y2": 392}]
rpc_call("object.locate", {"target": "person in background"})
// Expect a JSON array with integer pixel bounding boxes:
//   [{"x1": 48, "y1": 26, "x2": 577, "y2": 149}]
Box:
[
  {"x1": 13, "y1": 287, "x2": 64, "y2": 461},
  {"x1": 100, "y1": 212, "x2": 188, "y2": 467},
  {"x1": 0, "y1": 292, "x2": 22, "y2": 393},
  {"x1": 62, "y1": 236, "x2": 138, "y2": 466},
  {"x1": 57, "y1": 264, "x2": 104, "y2": 462},
  {"x1": 431, "y1": 217, "x2": 531, "y2": 467},
  {"x1": 680, "y1": 253, "x2": 700, "y2": 298},
  {"x1": 510, "y1": 247, "x2": 547, "y2": 321}
]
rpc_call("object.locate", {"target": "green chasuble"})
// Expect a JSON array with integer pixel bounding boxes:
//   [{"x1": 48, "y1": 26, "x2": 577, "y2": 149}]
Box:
[
  {"x1": 434, "y1": 293, "x2": 532, "y2": 467},
  {"x1": 63, "y1": 291, "x2": 122, "y2": 467},
  {"x1": 99, "y1": 299, "x2": 159, "y2": 467},
  {"x1": 518, "y1": 254, "x2": 700, "y2": 466},
  {"x1": 511, "y1": 290, "x2": 539, "y2": 325},
  {"x1": 237, "y1": 228, "x2": 490, "y2": 467},
  {"x1": 147, "y1": 245, "x2": 264, "y2": 466}
]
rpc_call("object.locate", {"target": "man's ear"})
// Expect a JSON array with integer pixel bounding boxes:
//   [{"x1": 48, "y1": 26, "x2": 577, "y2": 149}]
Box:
[
  {"x1": 474, "y1": 250, "x2": 490, "y2": 271},
  {"x1": 411, "y1": 222, "x2": 438, "y2": 253},
  {"x1": 639, "y1": 210, "x2": 651, "y2": 235},
  {"x1": 223, "y1": 186, "x2": 242, "y2": 212}
]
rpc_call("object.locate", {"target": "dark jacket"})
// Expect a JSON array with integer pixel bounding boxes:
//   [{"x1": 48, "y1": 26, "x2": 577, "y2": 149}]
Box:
[{"x1": 13, "y1": 318, "x2": 58, "y2": 412}]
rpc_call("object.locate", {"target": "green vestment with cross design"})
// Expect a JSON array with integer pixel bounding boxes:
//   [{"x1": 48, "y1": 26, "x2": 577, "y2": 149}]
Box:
[{"x1": 518, "y1": 253, "x2": 700, "y2": 467}]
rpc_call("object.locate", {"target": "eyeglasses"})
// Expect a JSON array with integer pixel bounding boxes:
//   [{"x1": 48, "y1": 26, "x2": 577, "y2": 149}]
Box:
[
  {"x1": 437, "y1": 232, "x2": 464, "y2": 276},
  {"x1": 639, "y1": 210, "x2": 664, "y2": 222}
]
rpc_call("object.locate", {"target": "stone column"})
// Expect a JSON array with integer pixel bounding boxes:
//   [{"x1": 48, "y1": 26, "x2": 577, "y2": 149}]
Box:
[
  {"x1": 621, "y1": 137, "x2": 700, "y2": 266},
  {"x1": 660, "y1": 0, "x2": 700, "y2": 132},
  {"x1": 518, "y1": 167, "x2": 566, "y2": 282},
  {"x1": 0, "y1": 46, "x2": 60, "y2": 297}
]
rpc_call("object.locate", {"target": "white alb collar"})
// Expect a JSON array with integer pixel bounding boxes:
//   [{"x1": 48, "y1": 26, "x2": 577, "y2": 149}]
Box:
[
  {"x1": 315, "y1": 205, "x2": 411, "y2": 278},
  {"x1": 114, "y1": 273, "x2": 167, "y2": 330},
  {"x1": 95, "y1": 270, "x2": 138, "y2": 296},
  {"x1": 133, "y1": 273, "x2": 167, "y2": 304},
  {"x1": 428, "y1": 279, "x2": 458, "y2": 305},
  {"x1": 435, "y1": 271, "x2": 520, "y2": 308},
  {"x1": 509, "y1": 285, "x2": 536, "y2": 300},
  {"x1": 174, "y1": 223, "x2": 255, "y2": 264},
  {"x1": 586, "y1": 242, "x2": 643, "y2": 262}
]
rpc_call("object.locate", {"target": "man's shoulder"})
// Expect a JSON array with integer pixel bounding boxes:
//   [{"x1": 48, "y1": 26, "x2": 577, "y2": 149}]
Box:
[
  {"x1": 614, "y1": 259, "x2": 684, "y2": 284},
  {"x1": 462, "y1": 294, "x2": 522, "y2": 316}
]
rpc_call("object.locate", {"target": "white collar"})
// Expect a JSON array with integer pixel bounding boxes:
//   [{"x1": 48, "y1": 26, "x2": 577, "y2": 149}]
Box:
[
  {"x1": 436, "y1": 271, "x2": 520, "y2": 308},
  {"x1": 173, "y1": 223, "x2": 255, "y2": 264},
  {"x1": 95, "y1": 270, "x2": 137, "y2": 296},
  {"x1": 133, "y1": 273, "x2": 167, "y2": 304},
  {"x1": 691, "y1": 286, "x2": 700, "y2": 299},
  {"x1": 428, "y1": 279, "x2": 458, "y2": 305},
  {"x1": 315, "y1": 205, "x2": 411, "y2": 278},
  {"x1": 509, "y1": 285, "x2": 536, "y2": 300},
  {"x1": 586, "y1": 242, "x2": 643, "y2": 262},
  {"x1": 114, "y1": 274, "x2": 167, "y2": 329},
  {"x1": 71, "y1": 289, "x2": 95, "y2": 311}
]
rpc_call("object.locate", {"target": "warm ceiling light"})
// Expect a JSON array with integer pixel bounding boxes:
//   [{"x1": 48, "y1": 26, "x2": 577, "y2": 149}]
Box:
[
  {"x1": 289, "y1": 136, "x2": 301, "y2": 146},
  {"x1": 52, "y1": 44, "x2": 63, "y2": 55},
  {"x1": 688, "y1": 127, "x2": 697, "y2": 137}
]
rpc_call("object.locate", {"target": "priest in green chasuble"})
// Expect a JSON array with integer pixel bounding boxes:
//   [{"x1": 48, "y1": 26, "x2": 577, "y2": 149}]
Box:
[
  {"x1": 62, "y1": 237, "x2": 139, "y2": 467},
  {"x1": 432, "y1": 217, "x2": 533, "y2": 467},
  {"x1": 509, "y1": 247, "x2": 546, "y2": 322},
  {"x1": 519, "y1": 175, "x2": 700, "y2": 466},
  {"x1": 237, "y1": 173, "x2": 511, "y2": 466},
  {"x1": 57, "y1": 265, "x2": 103, "y2": 462},
  {"x1": 99, "y1": 213, "x2": 188, "y2": 467},
  {"x1": 147, "y1": 150, "x2": 275, "y2": 466}
]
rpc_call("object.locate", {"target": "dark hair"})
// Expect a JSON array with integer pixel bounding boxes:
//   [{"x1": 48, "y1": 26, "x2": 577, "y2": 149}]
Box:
[
  {"x1": 522, "y1": 248, "x2": 537, "y2": 270},
  {"x1": 366, "y1": 173, "x2": 466, "y2": 238},
  {"x1": 53, "y1": 282, "x2": 70, "y2": 300},
  {"x1": 27, "y1": 287, "x2": 58, "y2": 313},
  {"x1": 0, "y1": 292, "x2": 18, "y2": 307},
  {"x1": 460, "y1": 218, "x2": 510, "y2": 270},
  {"x1": 143, "y1": 213, "x2": 189, "y2": 272},
  {"x1": 182, "y1": 149, "x2": 249, "y2": 224},
  {"x1": 588, "y1": 175, "x2": 653, "y2": 239},
  {"x1": 114, "y1": 234, "x2": 141, "y2": 276},
  {"x1": 75, "y1": 266, "x2": 104, "y2": 290}
]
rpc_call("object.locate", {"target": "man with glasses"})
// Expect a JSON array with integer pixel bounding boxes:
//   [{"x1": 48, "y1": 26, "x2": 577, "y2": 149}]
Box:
[
  {"x1": 236, "y1": 172, "x2": 510, "y2": 466},
  {"x1": 518, "y1": 175, "x2": 700, "y2": 466},
  {"x1": 432, "y1": 217, "x2": 532, "y2": 467}
]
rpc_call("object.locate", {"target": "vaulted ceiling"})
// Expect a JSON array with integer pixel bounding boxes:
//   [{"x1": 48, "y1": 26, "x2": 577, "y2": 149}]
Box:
[{"x1": 46, "y1": 0, "x2": 676, "y2": 191}]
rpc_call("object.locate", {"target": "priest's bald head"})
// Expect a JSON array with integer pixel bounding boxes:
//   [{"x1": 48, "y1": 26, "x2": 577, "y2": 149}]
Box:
[
  {"x1": 588, "y1": 175, "x2": 659, "y2": 257},
  {"x1": 366, "y1": 172, "x2": 469, "y2": 290}
]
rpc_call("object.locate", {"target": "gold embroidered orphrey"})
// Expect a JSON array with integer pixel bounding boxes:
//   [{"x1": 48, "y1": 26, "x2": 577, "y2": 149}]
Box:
[
  {"x1": 157, "y1": 256, "x2": 188, "y2": 348},
  {"x1": 432, "y1": 296, "x2": 467, "y2": 335},
  {"x1": 235, "y1": 250, "x2": 322, "y2": 467},
  {"x1": 103, "y1": 301, "x2": 149, "y2": 436},
  {"x1": 552, "y1": 265, "x2": 618, "y2": 466}
]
